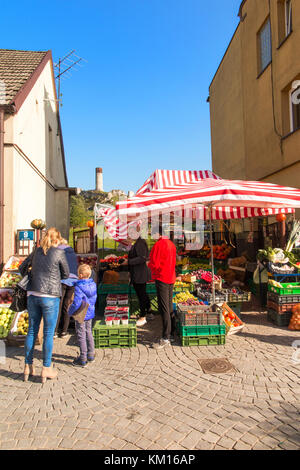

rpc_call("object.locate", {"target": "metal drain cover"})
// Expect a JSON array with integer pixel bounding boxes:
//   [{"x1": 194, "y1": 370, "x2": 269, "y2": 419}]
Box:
[{"x1": 198, "y1": 358, "x2": 236, "y2": 374}]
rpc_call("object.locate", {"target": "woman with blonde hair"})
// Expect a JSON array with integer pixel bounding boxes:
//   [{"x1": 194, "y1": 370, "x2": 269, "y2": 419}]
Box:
[{"x1": 19, "y1": 227, "x2": 69, "y2": 383}]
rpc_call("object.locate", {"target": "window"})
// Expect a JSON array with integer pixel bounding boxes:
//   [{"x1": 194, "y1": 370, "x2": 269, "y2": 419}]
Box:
[
  {"x1": 285, "y1": 0, "x2": 292, "y2": 36},
  {"x1": 290, "y1": 83, "x2": 300, "y2": 132},
  {"x1": 278, "y1": 0, "x2": 292, "y2": 45},
  {"x1": 258, "y1": 18, "x2": 272, "y2": 74}
]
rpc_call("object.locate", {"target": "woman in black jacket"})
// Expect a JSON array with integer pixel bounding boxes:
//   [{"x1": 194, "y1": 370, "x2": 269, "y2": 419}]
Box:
[
  {"x1": 19, "y1": 228, "x2": 69, "y2": 383},
  {"x1": 124, "y1": 234, "x2": 153, "y2": 327}
]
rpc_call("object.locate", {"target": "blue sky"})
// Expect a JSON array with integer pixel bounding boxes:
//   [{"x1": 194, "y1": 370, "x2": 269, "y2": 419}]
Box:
[{"x1": 2, "y1": 0, "x2": 242, "y2": 193}]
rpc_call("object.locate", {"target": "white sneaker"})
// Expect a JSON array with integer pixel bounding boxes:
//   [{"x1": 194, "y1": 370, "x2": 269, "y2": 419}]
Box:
[
  {"x1": 152, "y1": 338, "x2": 171, "y2": 350},
  {"x1": 136, "y1": 317, "x2": 147, "y2": 327}
]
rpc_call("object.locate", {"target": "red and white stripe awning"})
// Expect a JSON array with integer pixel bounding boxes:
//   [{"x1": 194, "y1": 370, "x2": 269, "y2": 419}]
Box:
[
  {"x1": 136, "y1": 169, "x2": 220, "y2": 195},
  {"x1": 117, "y1": 178, "x2": 300, "y2": 217},
  {"x1": 97, "y1": 171, "x2": 300, "y2": 241}
]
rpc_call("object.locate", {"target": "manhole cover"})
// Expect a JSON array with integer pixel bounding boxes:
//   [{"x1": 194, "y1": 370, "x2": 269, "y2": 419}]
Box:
[{"x1": 198, "y1": 358, "x2": 236, "y2": 374}]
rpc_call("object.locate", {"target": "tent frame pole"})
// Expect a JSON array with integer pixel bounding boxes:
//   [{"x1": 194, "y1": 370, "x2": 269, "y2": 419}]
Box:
[{"x1": 208, "y1": 204, "x2": 216, "y2": 304}]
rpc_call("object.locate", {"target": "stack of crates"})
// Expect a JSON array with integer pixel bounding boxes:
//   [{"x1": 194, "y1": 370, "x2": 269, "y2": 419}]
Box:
[
  {"x1": 129, "y1": 282, "x2": 193, "y2": 318},
  {"x1": 93, "y1": 319, "x2": 137, "y2": 349},
  {"x1": 176, "y1": 305, "x2": 226, "y2": 346},
  {"x1": 267, "y1": 282, "x2": 300, "y2": 326}
]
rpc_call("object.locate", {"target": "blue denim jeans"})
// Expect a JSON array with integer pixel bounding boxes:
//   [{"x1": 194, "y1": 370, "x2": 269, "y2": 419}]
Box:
[{"x1": 25, "y1": 295, "x2": 60, "y2": 367}]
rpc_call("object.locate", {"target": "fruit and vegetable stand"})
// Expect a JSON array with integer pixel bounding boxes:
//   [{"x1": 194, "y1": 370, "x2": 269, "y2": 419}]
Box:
[
  {"x1": 0, "y1": 254, "x2": 43, "y2": 344},
  {"x1": 0, "y1": 255, "x2": 24, "y2": 341},
  {"x1": 96, "y1": 170, "x2": 300, "y2": 343}
]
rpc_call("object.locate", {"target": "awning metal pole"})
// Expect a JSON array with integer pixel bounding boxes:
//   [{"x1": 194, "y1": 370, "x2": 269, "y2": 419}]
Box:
[{"x1": 209, "y1": 205, "x2": 216, "y2": 304}]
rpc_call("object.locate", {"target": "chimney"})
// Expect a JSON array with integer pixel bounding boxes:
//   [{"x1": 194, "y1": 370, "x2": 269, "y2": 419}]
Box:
[{"x1": 96, "y1": 167, "x2": 103, "y2": 191}]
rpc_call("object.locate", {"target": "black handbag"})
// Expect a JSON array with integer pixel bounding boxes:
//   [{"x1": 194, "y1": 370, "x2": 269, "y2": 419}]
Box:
[
  {"x1": 10, "y1": 250, "x2": 35, "y2": 312},
  {"x1": 10, "y1": 284, "x2": 28, "y2": 312}
]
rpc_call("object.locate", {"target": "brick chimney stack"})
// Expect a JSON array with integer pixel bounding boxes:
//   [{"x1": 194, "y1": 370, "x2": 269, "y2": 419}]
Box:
[{"x1": 96, "y1": 167, "x2": 103, "y2": 191}]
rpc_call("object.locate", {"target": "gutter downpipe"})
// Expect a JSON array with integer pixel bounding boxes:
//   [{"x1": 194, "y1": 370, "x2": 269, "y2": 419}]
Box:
[{"x1": 0, "y1": 108, "x2": 4, "y2": 268}]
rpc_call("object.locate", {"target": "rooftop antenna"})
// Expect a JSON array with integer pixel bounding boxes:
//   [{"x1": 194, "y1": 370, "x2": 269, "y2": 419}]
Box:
[{"x1": 54, "y1": 50, "x2": 87, "y2": 106}]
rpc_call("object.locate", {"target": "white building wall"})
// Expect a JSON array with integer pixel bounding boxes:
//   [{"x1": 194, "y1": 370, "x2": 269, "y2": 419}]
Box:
[
  {"x1": 12, "y1": 61, "x2": 67, "y2": 230},
  {"x1": 3, "y1": 59, "x2": 69, "y2": 258}
]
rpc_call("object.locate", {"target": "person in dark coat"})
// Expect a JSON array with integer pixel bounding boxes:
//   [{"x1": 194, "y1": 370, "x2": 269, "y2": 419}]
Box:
[
  {"x1": 123, "y1": 232, "x2": 153, "y2": 327},
  {"x1": 55, "y1": 239, "x2": 78, "y2": 337}
]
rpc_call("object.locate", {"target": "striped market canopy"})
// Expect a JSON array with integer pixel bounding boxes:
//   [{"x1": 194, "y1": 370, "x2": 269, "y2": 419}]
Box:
[
  {"x1": 136, "y1": 169, "x2": 220, "y2": 195},
  {"x1": 97, "y1": 171, "x2": 299, "y2": 241}
]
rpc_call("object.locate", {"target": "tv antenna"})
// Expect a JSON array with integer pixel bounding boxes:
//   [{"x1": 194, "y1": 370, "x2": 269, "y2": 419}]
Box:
[{"x1": 54, "y1": 50, "x2": 87, "y2": 106}]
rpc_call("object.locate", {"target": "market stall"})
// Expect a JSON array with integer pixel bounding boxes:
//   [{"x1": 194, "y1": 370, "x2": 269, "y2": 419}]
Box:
[
  {"x1": 256, "y1": 220, "x2": 300, "y2": 327},
  {"x1": 92, "y1": 170, "x2": 300, "y2": 349}
]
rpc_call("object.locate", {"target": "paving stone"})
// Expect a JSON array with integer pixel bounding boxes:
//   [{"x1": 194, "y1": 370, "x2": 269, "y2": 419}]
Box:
[
  {"x1": 201, "y1": 431, "x2": 220, "y2": 444},
  {"x1": 240, "y1": 432, "x2": 259, "y2": 446},
  {"x1": 234, "y1": 441, "x2": 252, "y2": 450},
  {"x1": 16, "y1": 438, "x2": 34, "y2": 449},
  {"x1": 216, "y1": 436, "x2": 235, "y2": 449},
  {"x1": 0, "y1": 437, "x2": 17, "y2": 449},
  {"x1": 224, "y1": 428, "x2": 244, "y2": 441},
  {"x1": 1, "y1": 310, "x2": 300, "y2": 451},
  {"x1": 278, "y1": 440, "x2": 299, "y2": 450}
]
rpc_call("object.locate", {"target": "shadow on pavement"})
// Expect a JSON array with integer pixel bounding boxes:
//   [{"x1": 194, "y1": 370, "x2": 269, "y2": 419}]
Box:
[{"x1": 239, "y1": 330, "x2": 299, "y2": 347}]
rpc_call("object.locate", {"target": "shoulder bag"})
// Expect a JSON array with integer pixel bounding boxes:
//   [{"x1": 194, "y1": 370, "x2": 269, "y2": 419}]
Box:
[{"x1": 10, "y1": 250, "x2": 36, "y2": 312}]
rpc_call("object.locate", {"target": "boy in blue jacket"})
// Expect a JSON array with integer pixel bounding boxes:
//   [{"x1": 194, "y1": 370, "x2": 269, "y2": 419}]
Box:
[{"x1": 69, "y1": 264, "x2": 97, "y2": 367}]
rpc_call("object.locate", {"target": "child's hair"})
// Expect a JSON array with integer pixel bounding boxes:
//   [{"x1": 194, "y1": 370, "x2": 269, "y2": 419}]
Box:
[{"x1": 78, "y1": 264, "x2": 92, "y2": 279}]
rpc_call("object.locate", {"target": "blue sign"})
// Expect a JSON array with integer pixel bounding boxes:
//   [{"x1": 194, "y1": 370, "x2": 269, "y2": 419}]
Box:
[{"x1": 19, "y1": 230, "x2": 34, "y2": 241}]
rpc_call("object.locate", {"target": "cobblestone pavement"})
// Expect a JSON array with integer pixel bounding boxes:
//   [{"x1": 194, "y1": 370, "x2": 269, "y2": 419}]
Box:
[{"x1": 0, "y1": 305, "x2": 299, "y2": 451}]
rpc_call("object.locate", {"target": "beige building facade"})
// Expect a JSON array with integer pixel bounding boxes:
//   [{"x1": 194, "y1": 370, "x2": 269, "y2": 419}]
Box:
[
  {"x1": 209, "y1": 0, "x2": 300, "y2": 190},
  {"x1": 0, "y1": 50, "x2": 72, "y2": 265}
]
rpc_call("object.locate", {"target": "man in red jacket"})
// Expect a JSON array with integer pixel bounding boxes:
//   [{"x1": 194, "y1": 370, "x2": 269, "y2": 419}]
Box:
[{"x1": 149, "y1": 230, "x2": 177, "y2": 349}]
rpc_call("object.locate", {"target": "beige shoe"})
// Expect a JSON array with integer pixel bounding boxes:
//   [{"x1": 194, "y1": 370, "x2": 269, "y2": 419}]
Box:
[
  {"x1": 136, "y1": 317, "x2": 147, "y2": 327},
  {"x1": 41, "y1": 365, "x2": 58, "y2": 384},
  {"x1": 23, "y1": 364, "x2": 35, "y2": 382}
]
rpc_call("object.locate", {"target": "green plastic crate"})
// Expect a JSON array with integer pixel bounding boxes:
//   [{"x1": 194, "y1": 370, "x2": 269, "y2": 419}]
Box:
[
  {"x1": 146, "y1": 283, "x2": 157, "y2": 294},
  {"x1": 268, "y1": 282, "x2": 300, "y2": 295},
  {"x1": 228, "y1": 302, "x2": 242, "y2": 318},
  {"x1": 93, "y1": 320, "x2": 136, "y2": 338},
  {"x1": 97, "y1": 294, "x2": 107, "y2": 317},
  {"x1": 93, "y1": 320, "x2": 137, "y2": 348},
  {"x1": 180, "y1": 335, "x2": 226, "y2": 347},
  {"x1": 267, "y1": 309, "x2": 292, "y2": 327},
  {"x1": 227, "y1": 292, "x2": 251, "y2": 303},
  {"x1": 248, "y1": 279, "x2": 257, "y2": 295},
  {"x1": 130, "y1": 294, "x2": 158, "y2": 317},
  {"x1": 94, "y1": 336, "x2": 137, "y2": 348},
  {"x1": 267, "y1": 292, "x2": 300, "y2": 304},
  {"x1": 98, "y1": 284, "x2": 131, "y2": 295},
  {"x1": 173, "y1": 284, "x2": 194, "y2": 293},
  {"x1": 177, "y1": 322, "x2": 226, "y2": 337}
]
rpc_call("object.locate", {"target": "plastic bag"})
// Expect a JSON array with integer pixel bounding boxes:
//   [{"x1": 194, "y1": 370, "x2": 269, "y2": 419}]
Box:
[
  {"x1": 288, "y1": 305, "x2": 300, "y2": 331},
  {"x1": 253, "y1": 264, "x2": 268, "y2": 284}
]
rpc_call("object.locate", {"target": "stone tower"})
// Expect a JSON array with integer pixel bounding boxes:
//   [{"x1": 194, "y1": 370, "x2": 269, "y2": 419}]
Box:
[{"x1": 95, "y1": 168, "x2": 103, "y2": 191}]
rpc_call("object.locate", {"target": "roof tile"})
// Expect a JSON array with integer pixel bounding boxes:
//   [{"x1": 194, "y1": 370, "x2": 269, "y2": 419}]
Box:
[{"x1": 0, "y1": 49, "x2": 48, "y2": 105}]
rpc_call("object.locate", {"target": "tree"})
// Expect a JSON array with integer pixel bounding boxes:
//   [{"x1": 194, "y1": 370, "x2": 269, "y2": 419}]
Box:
[{"x1": 69, "y1": 195, "x2": 93, "y2": 228}]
